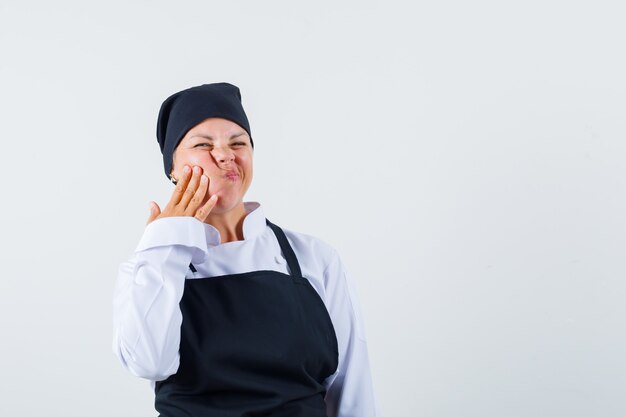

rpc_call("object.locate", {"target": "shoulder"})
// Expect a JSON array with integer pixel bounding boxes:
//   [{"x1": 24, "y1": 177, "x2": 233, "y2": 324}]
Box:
[
  {"x1": 280, "y1": 226, "x2": 339, "y2": 263},
  {"x1": 279, "y1": 224, "x2": 368, "y2": 342},
  {"x1": 276, "y1": 225, "x2": 345, "y2": 291}
]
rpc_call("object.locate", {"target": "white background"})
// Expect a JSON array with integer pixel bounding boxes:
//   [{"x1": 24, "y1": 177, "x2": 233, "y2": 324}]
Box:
[{"x1": 1, "y1": 0, "x2": 625, "y2": 416}]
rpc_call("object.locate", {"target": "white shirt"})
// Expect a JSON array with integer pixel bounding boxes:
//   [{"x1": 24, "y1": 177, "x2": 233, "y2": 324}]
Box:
[{"x1": 112, "y1": 201, "x2": 382, "y2": 417}]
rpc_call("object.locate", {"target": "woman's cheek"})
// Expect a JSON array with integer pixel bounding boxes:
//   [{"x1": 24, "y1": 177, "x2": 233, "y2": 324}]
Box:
[{"x1": 206, "y1": 172, "x2": 227, "y2": 194}]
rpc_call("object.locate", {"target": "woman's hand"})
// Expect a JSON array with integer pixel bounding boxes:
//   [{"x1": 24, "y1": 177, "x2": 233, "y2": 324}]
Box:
[{"x1": 146, "y1": 164, "x2": 218, "y2": 225}]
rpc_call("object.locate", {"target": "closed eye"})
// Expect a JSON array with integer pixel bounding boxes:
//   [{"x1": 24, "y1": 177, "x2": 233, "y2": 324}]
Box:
[{"x1": 194, "y1": 142, "x2": 247, "y2": 148}]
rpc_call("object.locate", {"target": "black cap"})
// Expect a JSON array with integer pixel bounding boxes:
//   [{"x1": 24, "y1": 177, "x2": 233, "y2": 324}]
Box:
[{"x1": 156, "y1": 82, "x2": 253, "y2": 180}]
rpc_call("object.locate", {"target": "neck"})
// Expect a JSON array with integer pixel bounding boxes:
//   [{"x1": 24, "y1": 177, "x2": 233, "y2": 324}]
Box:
[{"x1": 205, "y1": 202, "x2": 248, "y2": 243}]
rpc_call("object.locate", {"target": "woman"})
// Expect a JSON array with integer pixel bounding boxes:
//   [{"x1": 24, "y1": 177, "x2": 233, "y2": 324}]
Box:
[{"x1": 112, "y1": 82, "x2": 381, "y2": 417}]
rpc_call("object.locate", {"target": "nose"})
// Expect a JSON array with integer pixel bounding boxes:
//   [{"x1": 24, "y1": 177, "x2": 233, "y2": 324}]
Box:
[{"x1": 211, "y1": 146, "x2": 235, "y2": 165}]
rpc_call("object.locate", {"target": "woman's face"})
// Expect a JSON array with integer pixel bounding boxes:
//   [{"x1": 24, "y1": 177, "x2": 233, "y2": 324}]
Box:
[{"x1": 170, "y1": 117, "x2": 253, "y2": 214}]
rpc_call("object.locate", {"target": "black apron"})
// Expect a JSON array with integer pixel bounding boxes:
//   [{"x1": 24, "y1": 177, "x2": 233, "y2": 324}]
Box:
[{"x1": 154, "y1": 219, "x2": 339, "y2": 417}]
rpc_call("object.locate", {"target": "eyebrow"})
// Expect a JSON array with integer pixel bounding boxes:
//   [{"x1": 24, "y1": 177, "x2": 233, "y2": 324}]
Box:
[{"x1": 189, "y1": 132, "x2": 246, "y2": 141}]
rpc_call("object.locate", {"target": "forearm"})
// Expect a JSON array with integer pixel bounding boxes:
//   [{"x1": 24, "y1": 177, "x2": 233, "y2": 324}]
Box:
[
  {"x1": 112, "y1": 217, "x2": 212, "y2": 380},
  {"x1": 323, "y1": 249, "x2": 383, "y2": 417}
]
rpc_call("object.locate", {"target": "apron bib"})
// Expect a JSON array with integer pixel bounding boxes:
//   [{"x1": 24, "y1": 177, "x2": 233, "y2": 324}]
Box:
[{"x1": 154, "y1": 219, "x2": 339, "y2": 417}]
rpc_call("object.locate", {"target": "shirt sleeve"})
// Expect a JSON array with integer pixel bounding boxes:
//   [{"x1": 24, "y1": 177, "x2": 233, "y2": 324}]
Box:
[
  {"x1": 322, "y1": 249, "x2": 383, "y2": 417},
  {"x1": 111, "y1": 216, "x2": 219, "y2": 381}
]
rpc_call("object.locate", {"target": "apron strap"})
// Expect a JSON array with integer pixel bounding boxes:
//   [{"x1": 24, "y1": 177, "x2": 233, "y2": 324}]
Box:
[{"x1": 265, "y1": 218, "x2": 303, "y2": 278}]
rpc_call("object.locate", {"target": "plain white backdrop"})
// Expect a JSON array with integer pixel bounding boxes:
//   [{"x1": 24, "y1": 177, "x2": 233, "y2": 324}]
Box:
[{"x1": 1, "y1": 0, "x2": 625, "y2": 416}]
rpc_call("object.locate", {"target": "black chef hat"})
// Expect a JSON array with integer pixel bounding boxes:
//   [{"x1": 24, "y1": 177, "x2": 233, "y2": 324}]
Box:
[{"x1": 156, "y1": 82, "x2": 253, "y2": 180}]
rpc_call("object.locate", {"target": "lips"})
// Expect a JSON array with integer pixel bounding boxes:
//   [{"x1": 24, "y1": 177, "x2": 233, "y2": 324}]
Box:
[{"x1": 225, "y1": 170, "x2": 239, "y2": 180}]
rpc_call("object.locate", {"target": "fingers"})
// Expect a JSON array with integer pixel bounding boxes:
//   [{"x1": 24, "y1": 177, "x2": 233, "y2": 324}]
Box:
[
  {"x1": 167, "y1": 165, "x2": 192, "y2": 209},
  {"x1": 184, "y1": 173, "x2": 209, "y2": 216},
  {"x1": 146, "y1": 201, "x2": 161, "y2": 225},
  {"x1": 153, "y1": 164, "x2": 217, "y2": 224},
  {"x1": 178, "y1": 165, "x2": 203, "y2": 209},
  {"x1": 194, "y1": 194, "x2": 219, "y2": 223}
]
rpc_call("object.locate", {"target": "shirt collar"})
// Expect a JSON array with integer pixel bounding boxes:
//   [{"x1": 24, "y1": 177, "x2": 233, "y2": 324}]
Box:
[
  {"x1": 242, "y1": 201, "x2": 265, "y2": 240},
  {"x1": 205, "y1": 201, "x2": 266, "y2": 246}
]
